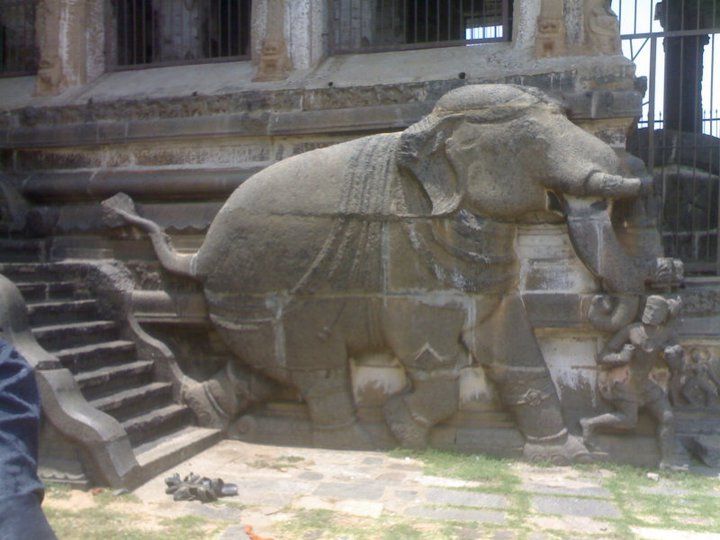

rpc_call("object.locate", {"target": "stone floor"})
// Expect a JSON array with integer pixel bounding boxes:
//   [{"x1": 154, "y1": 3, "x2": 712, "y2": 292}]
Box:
[{"x1": 112, "y1": 440, "x2": 720, "y2": 539}]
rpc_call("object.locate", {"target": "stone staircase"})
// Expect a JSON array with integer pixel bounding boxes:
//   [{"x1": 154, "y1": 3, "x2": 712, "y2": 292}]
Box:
[{"x1": 0, "y1": 238, "x2": 221, "y2": 486}]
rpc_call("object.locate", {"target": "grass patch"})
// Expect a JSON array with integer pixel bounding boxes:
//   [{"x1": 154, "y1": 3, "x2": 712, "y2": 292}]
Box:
[
  {"x1": 43, "y1": 485, "x2": 225, "y2": 540},
  {"x1": 597, "y1": 463, "x2": 720, "y2": 535},
  {"x1": 391, "y1": 449, "x2": 537, "y2": 537},
  {"x1": 277, "y1": 508, "x2": 491, "y2": 540},
  {"x1": 393, "y1": 448, "x2": 519, "y2": 490},
  {"x1": 45, "y1": 505, "x2": 222, "y2": 540}
]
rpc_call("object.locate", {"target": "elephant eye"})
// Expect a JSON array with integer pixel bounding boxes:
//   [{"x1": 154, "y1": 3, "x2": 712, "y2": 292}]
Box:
[{"x1": 545, "y1": 191, "x2": 563, "y2": 214}]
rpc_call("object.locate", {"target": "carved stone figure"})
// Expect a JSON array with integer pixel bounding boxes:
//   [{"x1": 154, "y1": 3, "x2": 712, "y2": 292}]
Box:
[
  {"x1": 580, "y1": 295, "x2": 683, "y2": 469},
  {"x1": 35, "y1": 0, "x2": 63, "y2": 96},
  {"x1": 103, "y1": 85, "x2": 667, "y2": 462},
  {"x1": 535, "y1": 0, "x2": 566, "y2": 58},
  {"x1": 584, "y1": 0, "x2": 622, "y2": 55},
  {"x1": 675, "y1": 348, "x2": 720, "y2": 408},
  {"x1": 253, "y1": 0, "x2": 292, "y2": 82}
]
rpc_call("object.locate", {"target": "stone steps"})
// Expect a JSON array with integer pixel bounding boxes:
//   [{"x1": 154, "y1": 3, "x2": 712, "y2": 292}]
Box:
[
  {"x1": 134, "y1": 426, "x2": 223, "y2": 478},
  {"x1": 16, "y1": 281, "x2": 88, "y2": 302},
  {"x1": 32, "y1": 320, "x2": 120, "y2": 351},
  {"x1": 26, "y1": 298, "x2": 100, "y2": 326},
  {"x1": 55, "y1": 340, "x2": 137, "y2": 373},
  {"x1": 0, "y1": 239, "x2": 46, "y2": 262},
  {"x1": 90, "y1": 381, "x2": 174, "y2": 420},
  {"x1": 0, "y1": 262, "x2": 88, "y2": 282},
  {"x1": 75, "y1": 360, "x2": 155, "y2": 396},
  {"x1": 122, "y1": 404, "x2": 193, "y2": 446},
  {"x1": 0, "y1": 249, "x2": 219, "y2": 486}
]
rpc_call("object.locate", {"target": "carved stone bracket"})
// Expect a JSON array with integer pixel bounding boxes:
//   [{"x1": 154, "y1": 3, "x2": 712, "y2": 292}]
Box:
[
  {"x1": 253, "y1": 0, "x2": 292, "y2": 82},
  {"x1": 535, "y1": 0, "x2": 566, "y2": 58},
  {"x1": 35, "y1": 0, "x2": 92, "y2": 96}
]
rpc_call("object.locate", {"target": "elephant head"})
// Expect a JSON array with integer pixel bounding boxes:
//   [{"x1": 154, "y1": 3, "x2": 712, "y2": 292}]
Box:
[{"x1": 395, "y1": 84, "x2": 679, "y2": 330}]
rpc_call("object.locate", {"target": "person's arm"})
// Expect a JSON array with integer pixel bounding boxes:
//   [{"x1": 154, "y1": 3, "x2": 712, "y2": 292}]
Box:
[
  {"x1": 598, "y1": 327, "x2": 633, "y2": 367},
  {"x1": 599, "y1": 343, "x2": 635, "y2": 367}
]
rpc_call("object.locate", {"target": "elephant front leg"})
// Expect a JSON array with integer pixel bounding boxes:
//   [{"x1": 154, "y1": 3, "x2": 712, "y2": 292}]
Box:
[
  {"x1": 291, "y1": 367, "x2": 374, "y2": 450},
  {"x1": 476, "y1": 295, "x2": 591, "y2": 464}
]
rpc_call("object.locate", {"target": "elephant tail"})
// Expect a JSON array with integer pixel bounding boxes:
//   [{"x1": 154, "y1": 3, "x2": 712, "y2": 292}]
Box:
[{"x1": 101, "y1": 193, "x2": 198, "y2": 280}]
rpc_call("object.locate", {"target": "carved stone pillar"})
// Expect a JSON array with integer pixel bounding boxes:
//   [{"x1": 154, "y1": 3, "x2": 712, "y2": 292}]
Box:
[
  {"x1": 535, "y1": 0, "x2": 566, "y2": 57},
  {"x1": 35, "y1": 0, "x2": 89, "y2": 96},
  {"x1": 253, "y1": 0, "x2": 292, "y2": 82},
  {"x1": 659, "y1": 0, "x2": 712, "y2": 133}
]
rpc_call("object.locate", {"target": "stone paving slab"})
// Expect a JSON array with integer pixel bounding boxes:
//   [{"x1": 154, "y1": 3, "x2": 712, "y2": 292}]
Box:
[
  {"x1": 423, "y1": 487, "x2": 509, "y2": 509},
  {"x1": 314, "y1": 481, "x2": 387, "y2": 500},
  {"x1": 522, "y1": 482, "x2": 612, "y2": 498},
  {"x1": 416, "y1": 475, "x2": 483, "y2": 488},
  {"x1": 527, "y1": 515, "x2": 613, "y2": 536},
  {"x1": 122, "y1": 440, "x2": 720, "y2": 539},
  {"x1": 631, "y1": 527, "x2": 720, "y2": 539},
  {"x1": 404, "y1": 504, "x2": 507, "y2": 524},
  {"x1": 531, "y1": 494, "x2": 622, "y2": 519}
]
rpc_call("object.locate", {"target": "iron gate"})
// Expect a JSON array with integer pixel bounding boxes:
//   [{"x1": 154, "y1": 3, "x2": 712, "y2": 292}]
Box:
[{"x1": 614, "y1": 0, "x2": 720, "y2": 274}]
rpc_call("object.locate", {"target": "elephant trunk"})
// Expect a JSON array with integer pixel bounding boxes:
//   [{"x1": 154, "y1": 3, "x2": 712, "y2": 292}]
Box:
[
  {"x1": 562, "y1": 195, "x2": 647, "y2": 332},
  {"x1": 101, "y1": 193, "x2": 198, "y2": 280},
  {"x1": 563, "y1": 195, "x2": 647, "y2": 294},
  {"x1": 587, "y1": 295, "x2": 640, "y2": 333}
]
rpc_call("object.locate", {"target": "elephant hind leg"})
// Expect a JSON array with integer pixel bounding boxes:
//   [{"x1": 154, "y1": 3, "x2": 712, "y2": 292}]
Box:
[
  {"x1": 384, "y1": 371, "x2": 459, "y2": 450},
  {"x1": 291, "y1": 367, "x2": 374, "y2": 450}
]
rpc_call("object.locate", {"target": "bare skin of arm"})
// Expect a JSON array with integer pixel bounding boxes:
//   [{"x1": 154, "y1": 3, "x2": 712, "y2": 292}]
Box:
[{"x1": 598, "y1": 328, "x2": 633, "y2": 367}]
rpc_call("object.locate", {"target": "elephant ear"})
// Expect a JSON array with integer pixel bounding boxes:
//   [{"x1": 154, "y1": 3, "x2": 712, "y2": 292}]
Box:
[{"x1": 397, "y1": 115, "x2": 462, "y2": 216}]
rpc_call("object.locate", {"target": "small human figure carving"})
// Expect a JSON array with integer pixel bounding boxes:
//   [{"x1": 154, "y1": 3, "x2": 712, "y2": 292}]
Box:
[
  {"x1": 584, "y1": 0, "x2": 622, "y2": 55},
  {"x1": 580, "y1": 295, "x2": 683, "y2": 469},
  {"x1": 681, "y1": 348, "x2": 720, "y2": 408}
]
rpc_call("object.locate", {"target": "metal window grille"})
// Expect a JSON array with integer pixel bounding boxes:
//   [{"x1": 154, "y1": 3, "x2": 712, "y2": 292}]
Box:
[
  {"x1": 329, "y1": 0, "x2": 512, "y2": 54},
  {"x1": 616, "y1": 0, "x2": 720, "y2": 275},
  {"x1": 0, "y1": 0, "x2": 38, "y2": 77},
  {"x1": 110, "y1": 0, "x2": 251, "y2": 69}
]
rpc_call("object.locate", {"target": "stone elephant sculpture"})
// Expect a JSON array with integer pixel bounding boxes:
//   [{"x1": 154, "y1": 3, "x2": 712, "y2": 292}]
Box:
[{"x1": 103, "y1": 84, "x2": 670, "y2": 462}]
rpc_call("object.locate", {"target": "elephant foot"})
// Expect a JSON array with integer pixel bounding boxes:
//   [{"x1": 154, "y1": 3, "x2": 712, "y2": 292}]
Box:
[
  {"x1": 182, "y1": 380, "x2": 230, "y2": 431},
  {"x1": 579, "y1": 418, "x2": 595, "y2": 446},
  {"x1": 523, "y1": 434, "x2": 593, "y2": 465},
  {"x1": 659, "y1": 460, "x2": 688, "y2": 472},
  {"x1": 312, "y1": 421, "x2": 374, "y2": 450},
  {"x1": 383, "y1": 395, "x2": 430, "y2": 450}
]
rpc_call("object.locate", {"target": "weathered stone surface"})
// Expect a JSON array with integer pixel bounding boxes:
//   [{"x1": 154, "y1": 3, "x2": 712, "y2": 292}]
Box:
[
  {"x1": 581, "y1": 295, "x2": 685, "y2": 469},
  {"x1": 682, "y1": 434, "x2": 720, "y2": 468},
  {"x1": 314, "y1": 482, "x2": 386, "y2": 501},
  {"x1": 103, "y1": 84, "x2": 676, "y2": 465},
  {"x1": 531, "y1": 495, "x2": 621, "y2": 518},
  {"x1": 404, "y1": 505, "x2": 507, "y2": 524},
  {"x1": 422, "y1": 488, "x2": 509, "y2": 510},
  {"x1": 218, "y1": 525, "x2": 251, "y2": 540}
]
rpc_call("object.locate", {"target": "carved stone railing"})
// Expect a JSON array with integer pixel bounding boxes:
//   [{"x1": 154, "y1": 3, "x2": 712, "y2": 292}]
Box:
[{"x1": 0, "y1": 272, "x2": 142, "y2": 487}]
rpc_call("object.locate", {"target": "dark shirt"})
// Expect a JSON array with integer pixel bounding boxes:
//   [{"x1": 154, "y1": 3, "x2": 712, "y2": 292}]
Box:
[
  {"x1": 0, "y1": 339, "x2": 45, "y2": 501},
  {"x1": 0, "y1": 339, "x2": 57, "y2": 539}
]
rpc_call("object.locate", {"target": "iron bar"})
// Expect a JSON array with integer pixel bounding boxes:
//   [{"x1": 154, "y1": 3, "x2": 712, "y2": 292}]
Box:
[
  {"x1": 617, "y1": 0, "x2": 720, "y2": 273},
  {"x1": 111, "y1": 0, "x2": 250, "y2": 69},
  {"x1": 330, "y1": 0, "x2": 510, "y2": 54}
]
